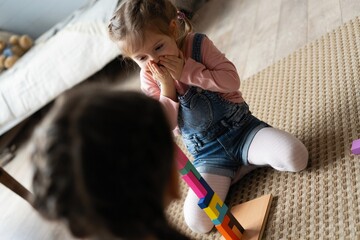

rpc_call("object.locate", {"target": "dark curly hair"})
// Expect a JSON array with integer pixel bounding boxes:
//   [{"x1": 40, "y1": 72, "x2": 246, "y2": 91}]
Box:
[{"x1": 30, "y1": 85, "x2": 188, "y2": 239}]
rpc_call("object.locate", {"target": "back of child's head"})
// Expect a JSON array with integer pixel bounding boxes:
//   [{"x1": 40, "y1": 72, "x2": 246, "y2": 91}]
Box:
[
  {"x1": 30, "y1": 85, "x2": 188, "y2": 239},
  {"x1": 108, "y1": 0, "x2": 193, "y2": 56}
]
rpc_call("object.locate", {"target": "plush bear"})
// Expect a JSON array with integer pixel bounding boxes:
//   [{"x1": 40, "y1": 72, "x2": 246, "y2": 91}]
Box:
[{"x1": 0, "y1": 34, "x2": 33, "y2": 72}]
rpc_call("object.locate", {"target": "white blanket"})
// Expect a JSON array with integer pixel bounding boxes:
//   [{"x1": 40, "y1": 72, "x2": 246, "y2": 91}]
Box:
[{"x1": 0, "y1": 0, "x2": 121, "y2": 135}]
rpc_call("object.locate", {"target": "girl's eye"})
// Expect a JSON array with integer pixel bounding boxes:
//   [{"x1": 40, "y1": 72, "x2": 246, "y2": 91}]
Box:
[
  {"x1": 155, "y1": 44, "x2": 163, "y2": 51},
  {"x1": 139, "y1": 56, "x2": 147, "y2": 61}
]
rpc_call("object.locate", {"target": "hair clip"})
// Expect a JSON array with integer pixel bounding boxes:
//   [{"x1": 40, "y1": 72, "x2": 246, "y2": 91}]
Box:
[{"x1": 177, "y1": 10, "x2": 186, "y2": 20}]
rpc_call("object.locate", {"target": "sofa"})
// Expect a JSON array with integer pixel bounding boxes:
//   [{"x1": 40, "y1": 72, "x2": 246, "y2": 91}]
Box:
[{"x1": 0, "y1": 0, "x2": 120, "y2": 136}]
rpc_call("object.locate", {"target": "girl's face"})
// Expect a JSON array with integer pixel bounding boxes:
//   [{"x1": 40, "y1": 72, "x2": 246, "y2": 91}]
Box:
[{"x1": 127, "y1": 29, "x2": 179, "y2": 71}]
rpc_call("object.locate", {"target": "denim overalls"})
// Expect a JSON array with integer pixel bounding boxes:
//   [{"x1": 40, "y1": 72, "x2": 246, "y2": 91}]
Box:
[{"x1": 178, "y1": 33, "x2": 270, "y2": 178}]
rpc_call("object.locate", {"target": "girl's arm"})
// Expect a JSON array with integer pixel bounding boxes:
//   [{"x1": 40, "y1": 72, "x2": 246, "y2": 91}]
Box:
[
  {"x1": 180, "y1": 35, "x2": 240, "y2": 92},
  {"x1": 140, "y1": 70, "x2": 179, "y2": 130}
]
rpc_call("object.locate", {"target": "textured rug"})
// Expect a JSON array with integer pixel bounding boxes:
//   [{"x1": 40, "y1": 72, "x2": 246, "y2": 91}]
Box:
[{"x1": 166, "y1": 16, "x2": 360, "y2": 239}]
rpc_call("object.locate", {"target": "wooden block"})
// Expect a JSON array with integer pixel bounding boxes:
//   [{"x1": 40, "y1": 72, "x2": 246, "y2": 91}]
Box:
[
  {"x1": 221, "y1": 194, "x2": 273, "y2": 240},
  {"x1": 179, "y1": 160, "x2": 202, "y2": 179},
  {"x1": 226, "y1": 210, "x2": 245, "y2": 234},
  {"x1": 198, "y1": 191, "x2": 214, "y2": 208},
  {"x1": 351, "y1": 139, "x2": 360, "y2": 155},
  {"x1": 211, "y1": 202, "x2": 228, "y2": 225},
  {"x1": 203, "y1": 193, "x2": 222, "y2": 219},
  {"x1": 198, "y1": 178, "x2": 214, "y2": 209},
  {"x1": 182, "y1": 171, "x2": 207, "y2": 198},
  {"x1": 179, "y1": 160, "x2": 191, "y2": 175},
  {"x1": 216, "y1": 214, "x2": 243, "y2": 240},
  {"x1": 175, "y1": 144, "x2": 189, "y2": 170},
  {"x1": 203, "y1": 193, "x2": 228, "y2": 224}
]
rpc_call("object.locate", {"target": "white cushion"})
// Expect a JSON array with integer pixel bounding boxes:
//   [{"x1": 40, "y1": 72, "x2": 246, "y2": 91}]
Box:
[{"x1": 0, "y1": 0, "x2": 121, "y2": 135}]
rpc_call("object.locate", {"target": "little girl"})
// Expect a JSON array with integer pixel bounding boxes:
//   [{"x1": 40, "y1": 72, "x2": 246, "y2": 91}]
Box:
[{"x1": 108, "y1": 0, "x2": 309, "y2": 234}]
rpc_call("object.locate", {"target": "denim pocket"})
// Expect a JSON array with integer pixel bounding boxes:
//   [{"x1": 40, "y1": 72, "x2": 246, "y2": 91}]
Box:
[
  {"x1": 228, "y1": 103, "x2": 251, "y2": 128},
  {"x1": 181, "y1": 92, "x2": 213, "y2": 132}
]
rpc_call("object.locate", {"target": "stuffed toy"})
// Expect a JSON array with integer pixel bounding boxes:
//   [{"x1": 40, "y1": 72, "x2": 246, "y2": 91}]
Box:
[{"x1": 0, "y1": 34, "x2": 33, "y2": 72}]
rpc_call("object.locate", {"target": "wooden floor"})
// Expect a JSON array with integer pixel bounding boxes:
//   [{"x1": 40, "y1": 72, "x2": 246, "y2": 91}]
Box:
[
  {"x1": 0, "y1": 0, "x2": 359, "y2": 239},
  {"x1": 194, "y1": 0, "x2": 360, "y2": 80},
  {"x1": 0, "y1": 143, "x2": 74, "y2": 240}
]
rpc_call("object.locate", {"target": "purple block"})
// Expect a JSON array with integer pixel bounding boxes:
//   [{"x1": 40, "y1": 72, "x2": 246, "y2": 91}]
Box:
[{"x1": 351, "y1": 139, "x2": 360, "y2": 155}]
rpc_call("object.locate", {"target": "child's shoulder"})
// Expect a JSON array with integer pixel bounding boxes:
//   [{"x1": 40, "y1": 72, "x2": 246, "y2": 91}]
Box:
[
  {"x1": 184, "y1": 32, "x2": 210, "y2": 58},
  {"x1": 186, "y1": 32, "x2": 208, "y2": 41}
]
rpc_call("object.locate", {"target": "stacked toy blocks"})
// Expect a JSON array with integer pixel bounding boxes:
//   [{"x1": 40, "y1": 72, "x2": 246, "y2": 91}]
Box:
[
  {"x1": 351, "y1": 139, "x2": 360, "y2": 155},
  {"x1": 175, "y1": 145, "x2": 245, "y2": 240}
]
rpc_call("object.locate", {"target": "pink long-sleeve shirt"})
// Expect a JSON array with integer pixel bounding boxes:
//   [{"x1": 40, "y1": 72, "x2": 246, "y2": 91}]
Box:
[{"x1": 140, "y1": 32, "x2": 245, "y2": 130}]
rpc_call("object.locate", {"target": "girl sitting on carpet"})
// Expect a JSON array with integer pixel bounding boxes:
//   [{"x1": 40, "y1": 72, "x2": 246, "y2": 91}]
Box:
[
  {"x1": 30, "y1": 85, "x2": 189, "y2": 240},
  {"x1": 108, "y1": 0, "x2": 309, "y2": 234}
]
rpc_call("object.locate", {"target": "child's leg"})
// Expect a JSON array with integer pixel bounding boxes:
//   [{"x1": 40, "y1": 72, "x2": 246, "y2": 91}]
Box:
[
  {"x1": 248, "y1": 127, "x2": 308, "y2": 171},
  {"x1": 183, "y1": 173, "x2": 231, "y2": 233},
  {"x1": 231, "y1": 165, "x2": 259, "y2": 185}
]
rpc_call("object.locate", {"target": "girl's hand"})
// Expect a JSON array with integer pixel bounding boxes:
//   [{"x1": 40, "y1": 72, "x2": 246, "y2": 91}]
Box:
[
  {"x1": 147, "y1": 61, "x2": 174, "y2": 86},
  {"x1": 147, "y1": 61, "x2": 177, "y2": 101},
  {"x1": 159, "y1": 51, "x2": 184, "y2": 81}
]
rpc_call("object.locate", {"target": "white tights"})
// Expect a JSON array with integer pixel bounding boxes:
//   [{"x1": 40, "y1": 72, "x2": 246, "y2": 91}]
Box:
[{"x1": 183, "y1": 127, "x2": 308, "y2": 233}]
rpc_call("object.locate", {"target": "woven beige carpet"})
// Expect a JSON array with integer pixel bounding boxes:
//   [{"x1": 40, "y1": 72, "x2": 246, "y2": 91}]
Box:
[{"x1": 166, "y1": 16, "x2": 360, "y2": 239}]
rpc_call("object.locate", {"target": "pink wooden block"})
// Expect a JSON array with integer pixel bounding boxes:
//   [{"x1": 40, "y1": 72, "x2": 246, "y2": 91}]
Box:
[
  {"x1": 175, "y1": 145, "x2": 189, "y2": 170},
  {"x1": 182, "y1": 171, "x2": 207, "y2": 198},
  {"x1": 351, "y1": 139, "x2": 360, "y2": 155}
]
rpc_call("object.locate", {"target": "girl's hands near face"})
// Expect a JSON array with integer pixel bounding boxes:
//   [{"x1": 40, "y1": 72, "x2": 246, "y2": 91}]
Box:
[
  {"x1": 159, "y1": 51, "x2": 184, "y2": 81},
  {"x1": 147, "y1": 61, "x2": 174, "y2": 86},
  {"x1": 147, "y1": 61, "x2": 177, "y2": 101}
]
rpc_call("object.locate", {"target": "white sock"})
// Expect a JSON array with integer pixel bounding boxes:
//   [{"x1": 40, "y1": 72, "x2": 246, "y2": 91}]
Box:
[
  {"x1": 183, "y1": 128, "x2": 308, "y2": 233},
  {"x1": 248, "y1": 127, "x2": 308, "y2": 172},
  {"x1": 183, "y1": 173, "x2": 231, "y2": 233}
]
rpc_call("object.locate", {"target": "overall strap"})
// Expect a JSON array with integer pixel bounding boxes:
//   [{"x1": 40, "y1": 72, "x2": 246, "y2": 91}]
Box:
[{"x1": 192, "y1": 33, "x2": 205, "y2": 63}]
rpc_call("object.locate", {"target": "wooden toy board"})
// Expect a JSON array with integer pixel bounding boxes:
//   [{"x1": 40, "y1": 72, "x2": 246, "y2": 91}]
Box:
[{"x1": 221, "y1": 194, "x2": 273, "y2": 240}]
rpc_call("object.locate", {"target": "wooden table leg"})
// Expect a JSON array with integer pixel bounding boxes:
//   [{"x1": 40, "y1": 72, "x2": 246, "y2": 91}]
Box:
[{"x1": 0, "y1": 167, "x2": 33, "y2": 205}]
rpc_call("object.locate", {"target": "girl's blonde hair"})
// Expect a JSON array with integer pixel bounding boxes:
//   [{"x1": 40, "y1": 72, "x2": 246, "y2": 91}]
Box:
[{"x1": 108, "y1": 0, "x2": 193, "y2": 56}]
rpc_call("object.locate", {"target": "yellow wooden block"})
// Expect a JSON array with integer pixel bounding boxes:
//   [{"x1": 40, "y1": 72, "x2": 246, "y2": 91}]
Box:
[{"x1": 204, "y1": 193, "x2": 223, "y2": 220}]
